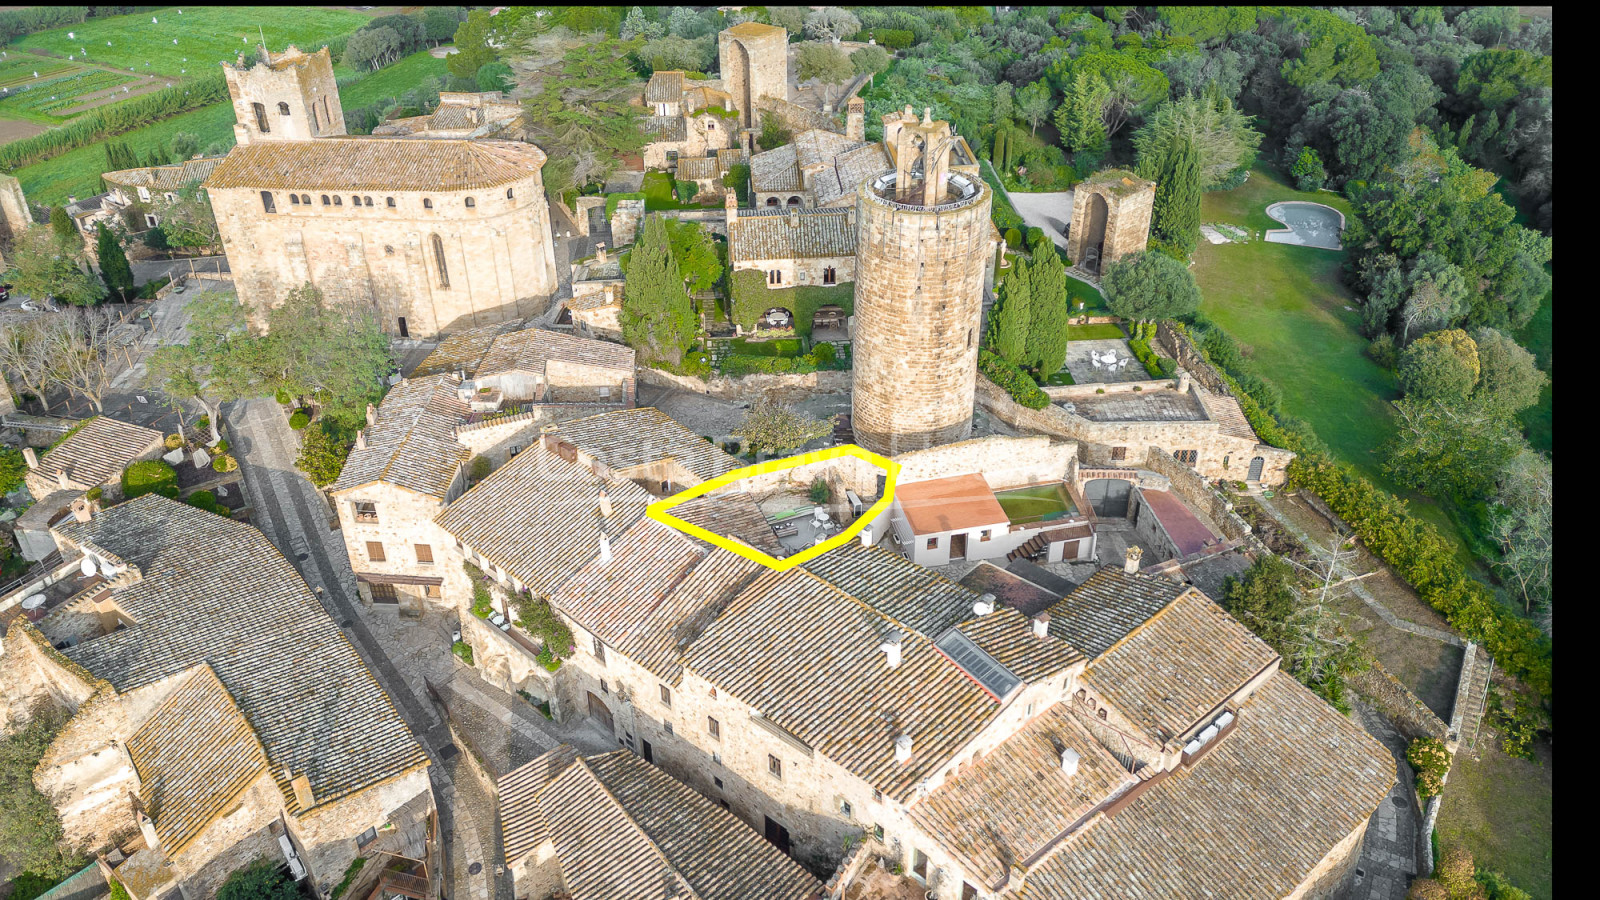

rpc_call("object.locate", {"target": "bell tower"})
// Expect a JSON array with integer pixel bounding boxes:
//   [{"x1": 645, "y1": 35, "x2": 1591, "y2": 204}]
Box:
[{"x1": 222, "y1": 45, "x2": 344, "y2": 146}]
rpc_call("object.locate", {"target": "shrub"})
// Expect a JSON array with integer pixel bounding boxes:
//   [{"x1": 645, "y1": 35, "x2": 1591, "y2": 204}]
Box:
[
  {"x1": 979, "y1": 349, "x2": 1050, "y2": 409},
  {"x1": 183, "y1": 490, "x2": 227, "y2": 517},
  {"x1": 452, "y1": 641, "x2": 474, "y2": 665},
  {"x1": 1488, "y1": 685, "x2": 1548, "y2": 760},
  {"x1": 722, "y1": 163, "x2": 752, "y2": 204},
  {"x1": 142, "y1": 226, "x2": 169, "y2": 250},
  {"x1": 163, "y1": 433, "x2": 184, "y2": 451},
  {"x1": 1128, "y1": 321, "x2": 1178, "y2": 378},
  {"x1": 85, "y1": 486, "x2": 102, "y2": 502},
  {"x1": 212, "y1": 454, "x2": 238, "y2": 473},
  {"x1": 330, "y1": 857, "x2": 366, "y2": 900},
  {"x1": 535, "y1": 645, "x2": 563, "y2": 672},
  {"x1": 465, "y1": 562, "x2": 494, "y2": 619},
  {"x1": 217, "y1": 858, "x2": 300, "y2": 900},
  {"x1": 675, "y1": 179, "x2": 699, "y2": 204},
  {"x1": 288, "y1": 410, "x2": 311, "y2": 430},
  {"x1": 136, "y1": 275, "x2": 171, "y2": 299},
  {"x1": 1025, "y1": 226, "x2": 1046, "y2": 249},
  {"x1": 213, "y1": 438, "x2": 230, "y2": 455},
  {"x1": 1368, "y1": 333, "x2": 1398, "y2": 369},
  {"x1": 809, "y1": 478, "x2": 831, "y2": 503},
  {"x1": 516, "y1": 594, "x2": 575, "y2": 661},
  {"x1": 808, "y1": 341, "x2": 837, "y2": 366},
  {"x1": 295, "y1": 422, "x2": 350, "y2": 488},
  {"x1": 274, "y1": 387, "x2": 292, "y2": 405},
  {"x1": 1406, "y1": 737, "x2": 1451, "y2": 800},
  {"x1": 1004, "y1": 227, "x2": 1022, "y2": 249},
  {"x1": 194, "y1": 416, "x2": 211, "y2": 434},
  {"x1": 122, "y1": 460, "x2": 178, "y2": 500},
  {"x1": 469, "y1": 455, "x2": 492, "y2": 482}
]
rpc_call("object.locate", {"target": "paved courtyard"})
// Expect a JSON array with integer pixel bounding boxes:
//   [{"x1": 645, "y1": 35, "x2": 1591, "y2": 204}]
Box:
[
  {"x1": 1004, "y1": 188, "x2": 1075, "y2": 250},
  {"x1": 1062, "y1": 338, "x2": 1144, "y2": 384}
]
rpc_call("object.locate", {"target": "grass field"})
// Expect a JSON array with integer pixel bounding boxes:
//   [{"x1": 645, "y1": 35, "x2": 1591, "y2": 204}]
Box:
[
  {"x1": 0, "y1": 67, "x2": 132, "y2": 120},
  {"x1": 1437, "y1": 731, "x2": 1553, "y2": 900},
  {"x1": 1068, "y1": 323, "x2": 1125, "y2": 341},
  {"x1": 1191, "y1": 165, "x2": 1475, "y2": 559},
  {"x1": 13, "y1": 49, "x2": 449, "y2": 206},
  {"x1": 10, "y1": 6, "x2": 371, "y2": 79}
]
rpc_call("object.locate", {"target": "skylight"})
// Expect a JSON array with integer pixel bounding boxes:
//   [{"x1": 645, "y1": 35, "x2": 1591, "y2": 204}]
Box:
[{"x1": 935, "y1": 628, "x2": 1020, "y2": 699}]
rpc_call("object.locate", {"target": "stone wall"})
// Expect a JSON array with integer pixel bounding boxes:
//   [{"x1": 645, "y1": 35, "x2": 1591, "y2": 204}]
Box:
[
  {"x1": 1154, "y1": 321, "x2": 1229, "y2": 395},
  {"x1": 732, "y1": 253, "x2": 855, "y2": 292},
  {"x1": 720, "y1": 25, "x2": 789, "y2": 130},
  {"x1": 850, "y1": 177, "x2": 992, "y2": 455},
  {"x1": 213, "y1": 175, "x2": 558, "y2": 340},
  {"x1": 894, "y1": 434, "x2": 1078, "y2": 490},
  {"x1": 222, "y1": 47, "x2": 344, "y2": 147},
  {"x1": 611, "y1": 199, "x2": 645, "y2": 247},
  {"x1": 291, "y1": 765, "x2": 434, "y2": 896},
  {"x1": 638, "y1": 365, "x2": 852, "y2": 402},
  {"x1": 1288, "y1": 818, "x2": 1370, "y2": 900},
  {"x1": 332, "y1": 482, "x2": 463, "y2": 616},
  {"x1": 1142, "y1": 448, "x2": 1260, "y2": 546},
  {"x1": 1349, "y1": 661, "x2": 1450, "y2": 745}
]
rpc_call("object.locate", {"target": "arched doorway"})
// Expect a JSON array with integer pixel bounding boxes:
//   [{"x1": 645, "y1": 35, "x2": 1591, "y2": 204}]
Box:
[
  {"x1": 1083, "y1": 478, "x2": 1131, "y2": 518},
  {"x1": 1082, "y1": 192, "x2": 1109, "y2": 274},
  {"x1": 1247, "y1": 456, "x2": 1265, "y2": 481}
]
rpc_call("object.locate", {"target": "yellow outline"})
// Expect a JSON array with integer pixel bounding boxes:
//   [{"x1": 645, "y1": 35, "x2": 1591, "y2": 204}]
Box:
[{"x1": 646, "y1": 444, "x2": 900, "y2": 572}]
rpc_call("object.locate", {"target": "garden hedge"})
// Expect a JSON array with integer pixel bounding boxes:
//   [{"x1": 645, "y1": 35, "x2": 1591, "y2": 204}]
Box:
[{"x1": 979, "y1": 349, "x2": 1050, "y2": 409}]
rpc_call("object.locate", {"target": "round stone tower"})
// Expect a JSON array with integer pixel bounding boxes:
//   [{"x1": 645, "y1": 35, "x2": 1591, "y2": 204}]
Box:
[{"x1": 851, "y1": 109, "x2": 992, "y2": 456}]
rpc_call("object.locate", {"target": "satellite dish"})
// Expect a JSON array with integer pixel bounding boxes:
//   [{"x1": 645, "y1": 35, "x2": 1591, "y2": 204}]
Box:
[
  {"x1": 81, "y1": 557, "x2": 97, "y2": 577},
  {"x1": 22, "y1": 594, "x2": 46, "y2": 610}
]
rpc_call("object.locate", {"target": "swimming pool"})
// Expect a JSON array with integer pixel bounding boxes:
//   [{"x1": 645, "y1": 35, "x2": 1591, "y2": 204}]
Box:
[
  {"x1": 994, "y1": 483, "x2": 1080, "y2": 526},
  {"x1": 1264, "y1": 201, "x2": 1345, "y2": 250}
]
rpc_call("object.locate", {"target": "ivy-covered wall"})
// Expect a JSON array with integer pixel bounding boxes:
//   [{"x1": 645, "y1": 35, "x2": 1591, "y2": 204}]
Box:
[{"x1": 729, "y1": 269, "x2": 854, "y2": 337}]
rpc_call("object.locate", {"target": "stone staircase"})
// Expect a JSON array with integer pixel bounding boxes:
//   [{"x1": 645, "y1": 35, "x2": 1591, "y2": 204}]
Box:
[
  {"x1": 1007, "y1": 533, "x2": 1049, "y2": 562},
  {"x1": 1451, "y1": 646, "x2": 1496, "y2": 757}
]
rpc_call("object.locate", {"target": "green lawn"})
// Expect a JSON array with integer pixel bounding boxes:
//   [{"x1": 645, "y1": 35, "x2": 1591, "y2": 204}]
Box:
[
  {"x1": 1436, "y1": 735, "x2": 1553, "y2": 900},
  {"x1": 1068, "y1": 323, "x2": 1125, "y2": 341},
  {"x1": 11, "y1": 6, "x2": 370, "y2": 79},
  {"x1": 1514, "y1": 274, "x2": 1552, "y2": 455},
  {"x1": 1193, "y1": 165, "x2": 1473, "y2": 560},
  {"x1": 13, "y1": 49, "x2": 449, "y2": 206}
]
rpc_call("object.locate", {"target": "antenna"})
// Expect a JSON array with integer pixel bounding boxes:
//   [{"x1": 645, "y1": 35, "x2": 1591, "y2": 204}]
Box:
[{"x1": 258, "y1": 25, "x2": 269, "y2": 65}]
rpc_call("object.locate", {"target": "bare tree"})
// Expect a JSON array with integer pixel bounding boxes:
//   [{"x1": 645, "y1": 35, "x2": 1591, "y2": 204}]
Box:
[
  {"x1": 0, "y1": 317, "x2": 68, "y2": 413},
  {"x1": 53, "y1": 308, "x2": 121, "y2": 414},
  {"x1": 1280, "y1": 537, "x2": 1363, "y2": 701}
]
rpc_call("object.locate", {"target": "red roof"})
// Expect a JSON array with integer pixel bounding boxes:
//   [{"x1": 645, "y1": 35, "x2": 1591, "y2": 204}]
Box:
[
  {"x1": 1140, "y1": 489, "x2": 1216, "y2": 558},
  {"x1": 897, "y1": 474, "x2": 1008, "y2": 535}
]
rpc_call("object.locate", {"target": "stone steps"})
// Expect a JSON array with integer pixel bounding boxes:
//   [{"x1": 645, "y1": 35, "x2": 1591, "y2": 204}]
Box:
[{"x1": 1454, "y1": 650, "x2": 1495, "y2": 757}]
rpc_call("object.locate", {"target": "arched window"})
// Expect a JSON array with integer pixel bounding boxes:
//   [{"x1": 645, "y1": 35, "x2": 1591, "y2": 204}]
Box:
[
  {"x1": 767, "y1": 270, "x2": 782, "y2": 285},
  {"x1": 260, "y1": 191, "x2": 276, "y2": 213},
  {"x1": 277, "y1": 101, "x2": 290, "y2": 116},
  {"x1": 386, "y1": 197, "x2": 395, "y2": 208},
  {"x1": 505, "y1": 188, "x2": 514, "y2": 200},
  {"x1": 252, "y1": 102, "x2": 269, "y2": 133},
  {"x1": 351, "y1": 195, "x2": 360, "y2": 207},
  {"x1": 423, "y1": 198, "x2": 433, "y2": 210},
  {"x1": 298, "y1": 194, "x2": 308, "y2": 205},
  {"x1": 787, "y1": 196, "x2": 801, "y2": 207},
  {"x1": 431, "y1": 234, "x2": 449, "y2": 288},
  {"x1": 289, "y1": 194, "x2": 300, "y2": 205},
  {"x1": 822, "y1": 266, "x2": 836, "y2": 285},
  {"x1": 321, "y1": 195, "x2": 330, "y2": 205},
  {"x1": 765, "y1": 197, "x2": 779, "y2": 208},
  {"x1": 333, "y1": 196, "x2": 343, "y2": 206},
  {"x1": 363, "y1": 196, "x2": 373, "y2": 207},
  {"x1": 464, "y1": 197, "x2": 475, "y2": 208}
]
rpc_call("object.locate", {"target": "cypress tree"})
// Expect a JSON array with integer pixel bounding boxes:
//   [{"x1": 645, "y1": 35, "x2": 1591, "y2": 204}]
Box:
[
  {"x1": 1025, "y1": 248, "x2": 1070, "y2": 376},
  {"x1": 1150, "y1": 137, "x2": 1201, "y2": 255},
  {"x1": 991, "y1": 255, "x2": 1033, "y2": 366},
  {"x1": 96, "y1": 222, "x2": 134, "y2": 300},
  {"x1": 49, "y1": 206, "x2": 77, "y2": 245},
  {"x1": 620, "y1": 215, "x2": 697, "y2": 365}
]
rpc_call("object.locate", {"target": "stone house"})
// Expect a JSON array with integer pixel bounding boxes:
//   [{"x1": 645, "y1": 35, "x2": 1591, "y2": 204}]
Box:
[
  {"x1": 202, "y1": 46, "x2": 560, "y2": 339},
  {"x1": 67, "y1": 157, "x2": 225, "y2": 240},
  {"x1": 15, "y1": 417, "x2": 165, "y2": 561},
  {"x1": 0, "y1": 496, "x2": 433, "y2": 900},
  {"x1": 641, "y1": 71, "x2": 743, "y2": 170},
  {"x1": 371, "y1": 90, "x2": 522, "y2": 139},
  {"x1": 726, "y1": 194, "x2": 856, "y2": 294},
  {"x1": 889, "y1": 472, "x2": 1096, "y2": 567},
  {"x1": 499, "y1": 746, "x2": 822, "y2": 900}
]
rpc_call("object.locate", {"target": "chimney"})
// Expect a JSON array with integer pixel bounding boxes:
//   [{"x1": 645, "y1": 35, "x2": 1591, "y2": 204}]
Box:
[
  {"x1": 1032, "y1": 612, "x2": 1050, "y2": 640},
  {"x1": 22, "y1": 447, "x2": 37, "y2": 469},
  {"x1": 921, "y1": 107, "x2": 932, "y2": 126},
  {"x1": 366, "y1": 403, "x2": 378, "y2": 426},
  {"x1": 595, "y1": 242, "x2": 607, "y2": 264},
  {"x1": 137, "y1": 811, "x2": 161, "y2": 853},
  {"x1": 355, "y1": 430, "x2": 367, "y2": 451},
  {"x1": 971, "y1": 593, "x2": 995, "y2": 616},
  {"x1": 71, "y1": 497, "x2": 94, "y2": 523},
  {"x1": 1177, "y1": 372, "x2": 1190, "y2": 393},
  {"x1": 68, "y1": 195, "x2": 78, "y2": 205},
  {"x1": 289, "y1": 772, "x2": 314, "y2": 809},
  {"x1": 1123, "y1": 545, "x2": 1143, "y2": 574},
  {"x1": 878, "y1": 630, "x2": 903, "y2": 669},
  {"x1": 56, "y1": 469, "x2": 70, "y2": 490},
  {"x1": 725, "y1": 190, "x2": 738, "y2": 230},
  {"x1": 846, "y1": 96, "x2": 864, "y2": 142},
  {"x1": 894, "y1": 734, "x2": 913, "y2": 764},
  {"x1": 787, "y1": 208, "x2": 799, "y2": 228},
  {"x1": 597, "y1": 487, "x2": 613, "y2": 519},
  {"x1": 1060, "y1": 747, "x2": 1080, "y2": 777},
  {"x1": 1006, "y1": 862, "x2": 1028, "y2": 892}
]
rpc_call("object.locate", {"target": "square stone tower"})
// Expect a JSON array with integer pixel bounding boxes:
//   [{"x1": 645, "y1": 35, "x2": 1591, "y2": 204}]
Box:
[
  {"x1": 718, "y1": 23, "x2": 789, "y2": 130},
  {"x1": 222, "y1": 45, "x2": 345, "y2": 146},
  {"x1": 1065, "y1": 168, "x2": 1155, "y2": 274}
]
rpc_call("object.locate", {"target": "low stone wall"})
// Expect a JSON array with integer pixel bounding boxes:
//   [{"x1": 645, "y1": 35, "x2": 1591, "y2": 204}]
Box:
[
  {"x1": 1154, "y1": 321, "x2": 1230, "y2": 395},
  {"x1": 1142, "y1": 447, "x2": 1259, "y2": 547},
  {"x1": 1350, "y1": 660, "x2": 1450, "y2": 745},
  {"x1": 638, "y1": 366, "x2": 851, "y2": 402},
  {"x1": 1044, "y1": 377, "x2": 1176, "y2": 401}
]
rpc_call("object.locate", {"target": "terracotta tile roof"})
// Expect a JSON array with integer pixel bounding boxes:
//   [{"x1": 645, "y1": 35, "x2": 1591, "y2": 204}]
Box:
[
  {"x1": 953, "y1": 608, "x2": 1083, "y2": 684},
  {"x1": 1082, "y1": 590, "x2": 1278, "y2": 746},
  {"x1": 509, "y1": 749, "x2": 821, "y2": 900},
  {"x1": 644, "y1": 115, "x2": 688, "y2": 143},
  {"x1": 329, "y1": 375, "x2": 470, "y2": 499},
  {"x1": 30, "y1": 416, "x2": 161, "y2": 492},
  {"x1": 729, "y1": 207, "x2": 855, "y2": 262},
  {"x1": 1015, "y1": 673, "x2": 1395, "y2": 900},
  {"x1": 434, "y1": 444, "x2": 652, "y2": 596},
  {"x1": 1044, "y1": 569, "x2": 1187, "y2": 658},
  {"x1": 676, "y1": 155, "x2": 720, "y2": 180},
  {"x1": 125, "y1": 665, "x2": 270, "y2": 857},
  {"x1": 1194, "y1": 384, "x2": 1260, "y2": 442},
  {"x1": 959, "y1": 562, "x2": 1062, "y2": 618},
  {"x1": 818, "y1": 143, "x2": 890, "y2": 206},
  {"x1": 912, "y1": 705, "x2": 1136, "y2": 889},
  {"x1": 716, "y1": 148, "x2": 748, "y2": 170},
  {"x1": 412, "y1": 322, "x2": 519, "y2": 377},
  {"x1": 55, "y1": 496, "x2": 427, "y2": 812},
  {"x1": 102, "y1": 157, "x2": 225, "y2": 192},
  {"x1": 672, "y1": 491, "x2": 785, "y2": 558},
  {"x1": 749, "y1": 144, "x2": 803, "y2": 192},
  {"x1": 555, "y1": 521, "x2": 763, "y2": 683},
  {"x1": 206, "y1": 138, "x2": 547, "y2": 192},
  {"x1": 475, "y1": 326, "x2": 636, "y2": 378},
  {"x1": 802, "y1": 541, "x2": 980, "y2": 638},
  {"x1": 1138, "y1": 488, "x2": 1217, "y2": 558},
  {"x1": 498, "y1": 744, "x2": 580, "y2": 862},
  {"x1": 646, "y1": 71, "x2": 686, "y2": 104},
  {"x1": 549, "y1": 408, "x2": 741, "y2": 484},
  {"x1": 896, "y1": 474, "x2": 1008, "y2": 535},
  {"x1": 794, "y1": 129, "x2": 866, "y2": 172},
  {"x1": 682, "y1": 85, "x2": 733, "y2": 112},
  {"x1": 686, "y1": 546, "x2": 1009, "y2": 801}
]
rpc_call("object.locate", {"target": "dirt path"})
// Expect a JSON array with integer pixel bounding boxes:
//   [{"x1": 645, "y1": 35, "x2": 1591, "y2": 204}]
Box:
[{"x1": 0, "y1": 116, "x2": 46, "y2": 144}]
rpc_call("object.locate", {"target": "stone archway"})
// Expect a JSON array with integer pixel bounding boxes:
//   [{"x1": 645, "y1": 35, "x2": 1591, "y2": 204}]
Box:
[{"x1": 1081, "y1": 192, "x2": 1109, "y2": 274}]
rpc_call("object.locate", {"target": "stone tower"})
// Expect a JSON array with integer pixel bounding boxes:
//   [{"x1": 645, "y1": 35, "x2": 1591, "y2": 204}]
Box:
[
  {"x1": 718, "y1": 23, "x2": 789, "y2": 130},
  {"x1": 851, "y1": 109, "x2": 992, "y2": 456},
  {"x1": 222, "y1": 45, "x2": 345, "y2": 147},
  {"x1": 1065, "y1": 168, "x2": 1155, "y2": 275},
  {"x1": 845, "y1": 96, "x2": 865, "y2": 142}
]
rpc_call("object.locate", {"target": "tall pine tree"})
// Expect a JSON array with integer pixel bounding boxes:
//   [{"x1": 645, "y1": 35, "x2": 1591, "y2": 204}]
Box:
[
  {"x1": 1149, "y1": 137, "x2": 1201, "y2": 255},
  {"x1": 620, "y1": 215, "x2": 697, "y2": 365},
  {"x1": 989, "y1": 255, "x2": 1033, "y2": 366},
  {"x1": 96, "y1": 222, "x2": 134, "y2": 301},
  {"x1": 1025, "y1": 247, "x2": 1070, "y2": 376}
]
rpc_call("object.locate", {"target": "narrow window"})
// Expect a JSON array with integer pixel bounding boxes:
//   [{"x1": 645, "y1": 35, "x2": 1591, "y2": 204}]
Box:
[
  {"x1": 260, "y1": 191, "x2": 276, "y2": 213},
  {"x1": 593, "y1": 635, "x2": 606, "y2": 664},
  {"x1": 659, "y1": 684, "x2": 672, "y2": 708},
  {"x1": 707, "y1": 716, "x2": 720, "y2": 740},
  {"x1": 301, "y1": 194, "x2": 310, "y2": 205},
  {"x1": 713, "y1": 776, "x2": 724, "y2": 789},
  {"x1": 312, "y1": 102, "x2": 322, "y2": 132},
  {"x1": 321, "y1": 195, "x2": 330, "y2": 206},
  {"x1": 386, "y1": 197, "x2": 396, "y2": 208},
  {"x1": 431, "y1": 234, "x2": 449, "y2": 288},
  {"x1": 366, "y1": 541, "x2": 386, "y2": 562},
  {"x1": 145, "y1": 214, "x2": 159, "y2": 228},
  {"x1": 872, "y1": 824, "x2": 885, "y2": 842},
  {"x1": 465, "y1": 197, "x2": 475, "y2": 208},
  {"x1": 252, "y1": 102, "x2": 269, "y2": 133},
  {"x1": 289, "y1": 194, "x2": 300, "y2": 205},
  {"x1": 822, "y1": 266, "x2": 836, "y2": 285},
  {"x1": 873, "y1": 789, "x2": 884, "y2": 803},
  {"x1": 333, "y1": 196, "x2": 342, "y2": 206},
  {"x1": 505, "y1": 188, "x2": 514, "y2": 199},
  {"x1": 1111, "y1": 446, "x2": 1127, "y2": 461},
  {"x1": 397, "y1": 317, "x2": 409, "y2": 338},
  {"x1": 600, "y1": 678, "x2": 609, "y2": 694},
  {"x1": 926, "y1": 537, "x2": 937, "y2": 550},
  {"x1": 840, "y1": 799, "x2": 853, "y2": 818},
  {"x1": 363, "y1": 196, "x2": 373, "y2": 207},
  {"x1": 423, "y1": 198, "x2": 433, "y2": 210},
  {"x1": 277, "y1": 101, "x2": 290, "y2": 116},
  {"x1": 768, "y1": 754, "x2": 782, "y2": 780},
  {"x1": 415, "y1": 544, "x2": 434, "y2": 565},
  {"x1": 352, "y1": 501, "x2": 378, "y2": 522},
  {"x1": 351, "y1": 195, "x2": 360, "y2": 207}
]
